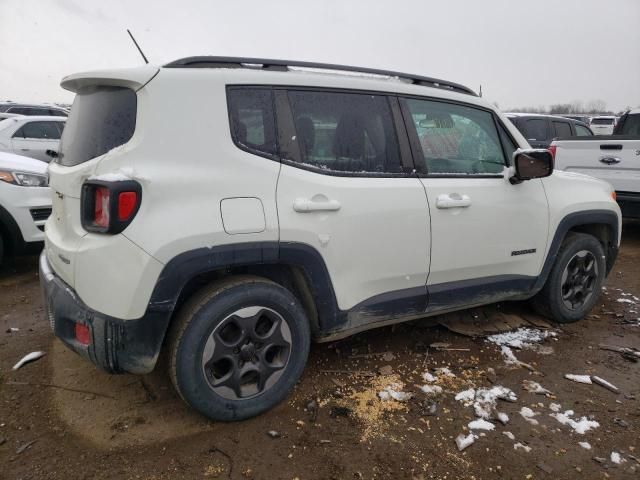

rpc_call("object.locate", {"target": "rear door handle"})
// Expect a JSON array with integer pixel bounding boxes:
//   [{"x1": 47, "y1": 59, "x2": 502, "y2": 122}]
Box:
[
  {"x1": 599, "y1": 156, "x2": 621, "y2": 165},
  {"x1": 293, "y1": 197, "x2": 341, "y2": 213},
  {"x1": 436, "y1": 193, "x2": 471, "y2": 209}
]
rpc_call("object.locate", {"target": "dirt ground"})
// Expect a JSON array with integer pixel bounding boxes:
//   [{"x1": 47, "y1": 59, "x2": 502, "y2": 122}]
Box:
[{"x1": 1, "y1": 221, "x2": 639, "y2": 480}]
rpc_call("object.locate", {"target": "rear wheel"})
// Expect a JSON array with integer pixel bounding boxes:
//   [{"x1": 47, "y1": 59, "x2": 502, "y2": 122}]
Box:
[
  {"x1": 532, "y1": 233, "x2": 606, "y2": 323},
  {"x1": 168, "y1": 276, "x2": 311, "y2": 421},
  {"x1": 0, "y1": 233, "x2": 4, "y2": 267}
]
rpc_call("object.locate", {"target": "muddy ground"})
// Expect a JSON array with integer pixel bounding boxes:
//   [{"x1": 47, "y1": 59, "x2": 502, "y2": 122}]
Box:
[{"x1": 1, "y1": 221, "x2": 639, "y2": 480}]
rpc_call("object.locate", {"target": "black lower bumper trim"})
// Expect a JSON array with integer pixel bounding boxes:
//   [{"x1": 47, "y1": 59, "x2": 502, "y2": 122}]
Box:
[{"x1": 39, "y1": 252, "x2": 171, "y2": 374}]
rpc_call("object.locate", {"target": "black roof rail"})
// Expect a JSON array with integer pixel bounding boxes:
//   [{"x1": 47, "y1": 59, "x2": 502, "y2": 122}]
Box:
[{"x1": 163, "y1": 56, "x2": 477, "y2": 96}]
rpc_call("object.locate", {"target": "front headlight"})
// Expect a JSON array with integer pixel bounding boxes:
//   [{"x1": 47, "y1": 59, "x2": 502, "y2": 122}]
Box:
[{"x1": 0, "y1": 170, "x2": 48, "y2": 187}]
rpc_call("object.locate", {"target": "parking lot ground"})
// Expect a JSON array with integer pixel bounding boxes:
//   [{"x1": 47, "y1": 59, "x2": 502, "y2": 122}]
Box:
[{"x1": 1, "y1": 221, "x2": 639, "y2": 479}]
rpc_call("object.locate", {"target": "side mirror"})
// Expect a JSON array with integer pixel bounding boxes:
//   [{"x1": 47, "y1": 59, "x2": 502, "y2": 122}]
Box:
[{"x1": 511, "y1": 149, "x2": 553, "y2": 184}]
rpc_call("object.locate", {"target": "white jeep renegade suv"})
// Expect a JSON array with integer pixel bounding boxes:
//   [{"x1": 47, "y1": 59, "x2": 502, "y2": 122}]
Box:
[{"x1": 41, "y1": 57, "x2": 621, "y2": 421}]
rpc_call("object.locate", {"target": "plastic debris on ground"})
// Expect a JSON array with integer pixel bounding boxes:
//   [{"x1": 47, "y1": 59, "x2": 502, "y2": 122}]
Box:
[
  {"x1": 12, "y1": 351, "x2": 46, "y2": 371},
  {"x1": 564, "y1": 374, "x2": 592, "y2": 384},
  {"x1": 550, "y1": 410, "x2": 599, "y2": 434}
]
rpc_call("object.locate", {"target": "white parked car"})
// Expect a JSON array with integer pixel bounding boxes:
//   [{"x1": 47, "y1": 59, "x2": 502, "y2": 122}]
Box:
[
  {"x1": 589, "y1": 116, "x2": 617, "y2": 135},
  {"x1": 0, "y1": 116, "x2": 66, "y2": 162},
  {"x1": 0, "y1": 151, "x2": 51, "y2": 264},
  {"x1": 41, "y1": 57, "x2": 621, "y2": 422}
]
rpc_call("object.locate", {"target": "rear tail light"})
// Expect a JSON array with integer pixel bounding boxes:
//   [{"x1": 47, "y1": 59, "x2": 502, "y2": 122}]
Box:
[
  {"x1": 548, "y1": 145, "x2": 556, "y2": 161},
  {"x1": 75, "y1": 322, "x2": 91, "y2": 346},
  {"x1": 81, "y1": 180, "x2": 141, "y2": 234}
]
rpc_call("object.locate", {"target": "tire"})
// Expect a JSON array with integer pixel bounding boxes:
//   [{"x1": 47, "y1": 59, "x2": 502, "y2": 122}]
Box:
[
  {"x1": 168, "y1": 276, "x2": 311, "y2": 421},
  {"x1": 0, "y1": 233, "x2": 4, "y2": 267},
  {"x1": 531, "y1": 232, "x2": 606, "y2": 323}
]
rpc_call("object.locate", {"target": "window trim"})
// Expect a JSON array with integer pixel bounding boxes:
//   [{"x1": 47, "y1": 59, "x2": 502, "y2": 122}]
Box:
[
  {"x1": 225, "y1": 86, "x2": 281, "y2": 163},
  {"x1": 275, "y1": 86, "x2": 414, "y2": 178},
  {"x1": 398, "y1": 95, "x2": 510, "y2": 179}
]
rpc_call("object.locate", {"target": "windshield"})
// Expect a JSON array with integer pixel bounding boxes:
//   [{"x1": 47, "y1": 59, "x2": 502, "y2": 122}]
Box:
[{"x1": 58, "y1": 86, "x2": 136, "y2": 166}]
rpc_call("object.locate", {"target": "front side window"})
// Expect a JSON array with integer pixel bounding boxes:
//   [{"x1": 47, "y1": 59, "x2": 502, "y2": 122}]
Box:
[
  {"x1": 402, "y1": 98, "x2": 506, "y2": 174},
  {"x1": 13, "y1": 121, "x2": 63, "y2": 139},
  {"x1": 575, "y1": 124, "x2": 593, "y2": 136},
  {"x1": 522, "y1": 119, "x2": 548, "y2": 141},
  {"x1": 287, "y1": 91, "x2": 402, "y2": 174},
  {"x1": 553, "y1": 121, "x2": 572, "y2": 138},
  {"x1": 227, "y1": 88, "x2": 277, "y2": 157}
]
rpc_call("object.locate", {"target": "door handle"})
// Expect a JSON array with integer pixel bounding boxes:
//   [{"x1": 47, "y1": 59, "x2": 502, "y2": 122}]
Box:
[
  {"x1": 20, "y1": 148, "x2": 30, "y2": 151},
  {"x1": 436, "y1": 193, "x2": 471, "y2": 209},
  {"x1": 599, "y1": 156, "x2": 621, "y2": 165},
  {"x1": 293, "y1": 197, "x2": 341, "y2": 213}
]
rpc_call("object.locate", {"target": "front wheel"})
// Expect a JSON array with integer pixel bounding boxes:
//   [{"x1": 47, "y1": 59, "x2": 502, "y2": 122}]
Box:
[
  {"x1": 168, "y1": 276, "x2": 311, "y2": 421},
  {"x1": 531, "y1": 233, "x2": 606, "y2": 323}
]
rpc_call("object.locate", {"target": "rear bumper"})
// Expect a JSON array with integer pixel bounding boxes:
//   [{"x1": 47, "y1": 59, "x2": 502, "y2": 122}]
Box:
[
  {"x1": 40, "y1": 252, "x2": 170, "y2": 374},
  {"x1": 617, "y1": 191, "x2": 640, "y2": 219}
]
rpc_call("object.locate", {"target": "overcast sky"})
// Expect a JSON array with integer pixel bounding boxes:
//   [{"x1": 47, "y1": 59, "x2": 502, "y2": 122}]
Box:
[{"x1": 1, "y1": 0, "x2": 638, "y2": 111}]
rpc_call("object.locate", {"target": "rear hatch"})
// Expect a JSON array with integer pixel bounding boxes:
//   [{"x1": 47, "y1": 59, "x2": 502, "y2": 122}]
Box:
[{"x1": 45, "y1": 66, "x2": 158, "y2": 287}]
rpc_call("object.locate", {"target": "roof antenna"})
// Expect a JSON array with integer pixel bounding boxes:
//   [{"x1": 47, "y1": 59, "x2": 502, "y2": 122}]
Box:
[
  {"x1": 479, "y1": 85, "x2": 483, "y2": 97},
  {"x1": 127, "y1": 29, "x2": 149, "y2": 64}
]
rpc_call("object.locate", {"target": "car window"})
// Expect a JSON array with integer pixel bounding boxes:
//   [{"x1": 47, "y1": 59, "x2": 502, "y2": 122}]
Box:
[
  {"x1": 227, "y1": 88, "x2": 277, "y2": 158},
  {"x1": 49, "y1": 109, "x2": 67, "y2": 117},
  {"x1": 617, "y1": 114, "x2": 640, "y2": 135},
  {"x1": 522, "y1": 119, "x2": 548, "y2": 141},
  {"x1": 8, "y1": 107, "x2": 51, "y2": 116},
  {"x1": 575, "y1": 124, "x2": 593, "y2": 136},
  {"x1": 498, "y1": 124, "x2": 518, "y2": 165},
  {"x1": 286, "y1": 90, "x2": 401, "y2": 173},
  {"x1": 13, "y1": 121, "x2": 63, "y2": 139},
  {"x1": 553, "y1": 121, "x2": 573, "y2": 138},
  {"x1": 402, "y1": 98, "x2": 505, "y2": 175},
  {"x1": 591, "y1": 118, "x2": 614, "y2": 125}
]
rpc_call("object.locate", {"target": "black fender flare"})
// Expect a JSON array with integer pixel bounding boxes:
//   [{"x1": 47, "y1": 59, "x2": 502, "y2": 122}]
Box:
[{"x1": 532, "y1": 209, "x2": 620, "y2": 292}]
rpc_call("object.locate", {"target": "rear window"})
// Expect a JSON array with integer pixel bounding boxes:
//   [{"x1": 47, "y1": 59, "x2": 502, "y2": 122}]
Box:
[
  {"x1": 553, "y1": 121, "x2": 572, "y2": 138},
  {"x1": 58, "y1": 86, "x2": 136, "y2": 167},
  {"x1": 591, "y1": 118, "x2": 614, "y2": 125},
  {"x1": 522, "y1": 119, "x2": 548, "y2": 141}
]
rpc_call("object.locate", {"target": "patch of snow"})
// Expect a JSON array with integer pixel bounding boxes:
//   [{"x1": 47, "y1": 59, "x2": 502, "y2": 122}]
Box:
[
  {"x1": 419, "y1": 384, "x2": 443, "y2": 395},
  {"x1": 519, "y1": 407, "x2": 539, "y2": 425},
  {"x1": 434, "y1": 367, "x2": 455, "y2": 377},
  {"x1": 378, "y1": 383, "x2": 413, "y2": 402},
  {"x1": 88, "y1": 171, "x2": 132, "y2": 182},
  {"x1": 500, "y1": 346, "x2": 520, "y2": 365},
  {"x1": 422, "y1": 372, "x2": 436, "y2": 383},
  {"x1": 549, "y1": 403, "x2": 562, "y2": 413},
  {"x1": 455, "y1": 388, "x2": 475, "y2": 403},
  {"x1": 487, "y1": 328, "x2": 556, "y2": 349},
  {"x1": 564, "y1": 374, "x2": 592, "y2": 384},
  {"x1": 611, "y1": 451, "x2": 626, "y2": 464},
  {"x1": 468, "y1": 419, "x2": 495, "y2": 431},
  {"x1": 503, "y1": 431, "x2": 515, "y2": 441},
  {"x1": 514, "y1": 442, "x2": 532, "y2": 452},
  {"x1": 617, "y1": 298, "x2": 636, "y2": 304},
  {"x1": 579, "y1": 442, "x2": 591, "y2": 450},
  {"x1": 455, "y1": 433, "x2": 477, "y2": 451},
  {"x1": 496, "y1": 411, "x2": 509, "y2": 425},
  {"x1": 550, "y1": 410, "x2": 599, "y2": 434},
  {"x1": 474, "y1": 386, "x2": 517, "y2": 419},
  {"x1": 523, "y1": 380, "x2": 551, "y2": 395}
]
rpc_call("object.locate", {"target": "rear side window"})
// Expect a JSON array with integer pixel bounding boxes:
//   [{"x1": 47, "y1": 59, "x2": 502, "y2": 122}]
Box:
[
  {"x1": 617, "y1": 114, "x2": 640, "y2": 135},
  {"x1": 227, "y1": 88, "x2": 278, "y2": 158},
  {"x1": 575, "y1": 124, "x2": 593, "y2": 136},
  {"x1": 553, "y1": 121, "x2": 572, "y2": 138},
  {"x1": 286, "y1": 90, "x2": 401, "y2": 173},
  {"x1": 402, "y1": 98, "x2": 506, "y2": 175},
  {"x1": 58, "y1": 86, "x2": 136, "y2": 167},
  {"x1": 522, "y1": 119, "x2": 548, "y2": 141},
  {"x1": 13, "y1": 121, "x2": 64, "y2": 139}
]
